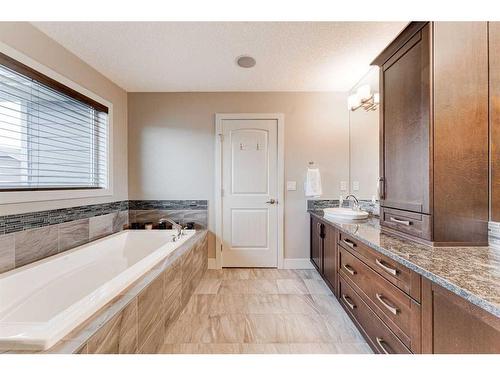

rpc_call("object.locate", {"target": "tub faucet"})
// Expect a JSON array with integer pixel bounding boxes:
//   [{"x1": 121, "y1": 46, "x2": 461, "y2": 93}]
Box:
[
  {"x1": 344, "y1": 194, "x2": 360, "y2": 210},
  {"x1": 159, "y1": 218, "x2": 183, "y2": 239}
]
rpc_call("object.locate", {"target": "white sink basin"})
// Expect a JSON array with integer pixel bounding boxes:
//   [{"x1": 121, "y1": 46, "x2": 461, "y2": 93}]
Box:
[{"x1": 323, "y1": 207, "x2": 369, "y2": 221}]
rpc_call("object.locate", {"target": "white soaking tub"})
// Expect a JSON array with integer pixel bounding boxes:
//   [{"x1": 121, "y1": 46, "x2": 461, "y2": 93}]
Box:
[{"x1": 0, "y1": 229, "x2": 196, "y2": 351}]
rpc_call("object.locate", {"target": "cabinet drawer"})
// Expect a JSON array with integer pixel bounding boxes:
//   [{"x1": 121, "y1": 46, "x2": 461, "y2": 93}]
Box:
[
  {"x1": 339, "y1": 275, "x2": 412, "y2": 354},
  {"x1": 380, "y1": 207, "x2": 431, "y2": 241},
  {"x1": 339, "y1": 246, "x2": 421, "y2": 352},
  {"x1": 338, "y1": 231, "x2": 421, "y2": 301}
]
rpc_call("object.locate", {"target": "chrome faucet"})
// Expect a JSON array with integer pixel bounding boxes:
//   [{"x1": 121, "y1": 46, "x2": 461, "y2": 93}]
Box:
[
  {"x1": 344, "y1": 194, "x2": 360, "y2": 211},
  {"x1": 159, "y1": 218, "x2": 183, "y2": 240}
]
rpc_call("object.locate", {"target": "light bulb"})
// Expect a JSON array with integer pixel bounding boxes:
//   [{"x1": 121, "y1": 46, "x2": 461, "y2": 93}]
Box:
[{"x1": 356, "y1": 84, "x2": 371, "y2": 101}]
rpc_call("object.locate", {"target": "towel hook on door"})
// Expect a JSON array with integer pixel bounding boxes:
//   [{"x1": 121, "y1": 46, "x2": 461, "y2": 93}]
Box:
[{"x1": 308, "y1": 161, "x2": 318, "y2": 169}]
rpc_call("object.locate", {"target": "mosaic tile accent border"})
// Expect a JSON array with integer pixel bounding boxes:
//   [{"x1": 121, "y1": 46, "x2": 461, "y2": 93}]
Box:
[
  {"x1": 128, "y1": 200, "x2": 207, "y2": 210},
  {"x1": 488, "y1": 221, "x2": 500, "y2": 250},
  {"x1": 0, "y1": 201, "x2": 129, "y2": 235},
  {"x1": 0, "y1": 200, "x2": 208, "y2": 235}
]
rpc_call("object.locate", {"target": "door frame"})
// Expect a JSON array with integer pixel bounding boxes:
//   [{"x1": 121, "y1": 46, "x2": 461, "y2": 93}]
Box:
[{"x1": 214, "y1": 113, "x2": 285, "y2": 269}]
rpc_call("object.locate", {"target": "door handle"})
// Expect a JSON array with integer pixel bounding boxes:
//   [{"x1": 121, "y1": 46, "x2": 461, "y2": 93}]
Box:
[
  {"x1": 342, "y1": 264, "x2": 356, "y2": 276},
  {"x1": 266, "y1": 199, "x2": 277, "y2": 204},
  {"x1": 342, "y1": 294, "x2": 356, "y2": 310},
  {"x1": 375, "y1": 293, "x2": 399, "y2": 315},
  {"x1": 376, "y1": 337, "x2": 392, "y2": 354},
  {"x1": 378, "y1": 177, "x2": 385, "y2": 200},
  {"x1": 342, "y1": 238, "x2": 356, "y2": 249},
  {"x1": 390, "y1": 217, "x2": 411, "y2": 226},
  {"x1": 375, "y1": 259, "x2": 398, "y2": 276}
]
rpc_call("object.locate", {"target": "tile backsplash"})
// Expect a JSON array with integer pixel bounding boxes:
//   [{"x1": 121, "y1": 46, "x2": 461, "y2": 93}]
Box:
[
  {"x1": 488, "y1": 221, "x2": 500, "y2": 250},
  {"x1": 0, "y1": 200, "x2": 208, "y2": 274},
  {"x1": 307, "y1": 199, "x2": 380, "y2": 216}
]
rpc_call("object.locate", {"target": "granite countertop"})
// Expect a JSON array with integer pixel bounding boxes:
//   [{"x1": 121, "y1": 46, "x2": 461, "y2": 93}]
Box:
[{"x1": 309, "y1": 210, "x2": 500, "y2": 318}]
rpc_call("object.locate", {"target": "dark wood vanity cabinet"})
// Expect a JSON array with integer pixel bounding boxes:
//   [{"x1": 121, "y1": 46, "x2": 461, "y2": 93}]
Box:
[
  {"x1": 310, "y1": 216, "x2": 323, "y2": 273},
  {"x1": 422, "y1": 279, "x2": 500, "y2": 354},
  {"x1": 322, "y1": 223, "x2": 337, "y2": 294},
  {"x1": 309, "y1": 216, "x2": 337, "y2": 295},
  {"x1": 373, "y1": 22, "x2": 489, "y2": 246},
  {"x1": 309, "y1": 215, "x2": 500, "y2": 354}
]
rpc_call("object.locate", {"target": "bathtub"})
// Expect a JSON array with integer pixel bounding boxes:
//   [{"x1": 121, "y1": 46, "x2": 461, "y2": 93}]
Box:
[{"x1": 0, "y1": 229, "x2": 196, "y2": 351}]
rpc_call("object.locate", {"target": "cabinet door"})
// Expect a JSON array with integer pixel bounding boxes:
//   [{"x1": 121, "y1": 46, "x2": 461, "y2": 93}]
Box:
[
  {"x1": 380, "y1": 23, "x2": 430, "y2": 214},
  {"x1": 422, "y1": 279, "x2": 500, "y2": 354},
  {"x1": 433, "y1": 22, "x2": 489, "y2": 244},
  {"x1": 491, "y1": 22, "x2": 500, "y2": 222},
  {"x1": 310, "y1": 217, "x2": 323, "y2": 273},
  {"x1": 322, "y1": 224, "x2": 337, "y2": 296}
]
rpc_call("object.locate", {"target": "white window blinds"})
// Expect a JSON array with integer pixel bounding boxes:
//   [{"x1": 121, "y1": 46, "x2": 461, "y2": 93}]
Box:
[{"x1": 0, "y1": 54, "x2": 108, "y2": 191}]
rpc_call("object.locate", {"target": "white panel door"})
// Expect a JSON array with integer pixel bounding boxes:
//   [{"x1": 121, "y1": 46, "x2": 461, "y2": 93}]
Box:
[{"x1": 221, "y1": 119, "x2": 278, "y2": 267}]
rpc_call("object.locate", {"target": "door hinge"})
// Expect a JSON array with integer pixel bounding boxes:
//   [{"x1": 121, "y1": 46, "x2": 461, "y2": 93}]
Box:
[
  {"x1": 218, "y1": 133, "x2": 224, "y2": 142},
  {"x1": 220, "y1": 244, "x2": 223, "y2": 252},
  {"x1": 221, "y1": 188, "x2": 224, "y2": 197}
]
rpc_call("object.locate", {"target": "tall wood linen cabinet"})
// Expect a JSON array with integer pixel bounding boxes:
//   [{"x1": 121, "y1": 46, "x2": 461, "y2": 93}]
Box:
[{"x1": 373, "y1": 22, "x2": 489, "y2": 246}]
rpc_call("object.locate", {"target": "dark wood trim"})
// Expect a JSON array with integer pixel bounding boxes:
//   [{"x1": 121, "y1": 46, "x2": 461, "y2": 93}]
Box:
[
  {"x1": 382, "y1": 30, "x2": 422, "y2": 72},
  {"x1": 0, "y1": 51, "x2": 109, "y2": 114},
  {"x1": 372, "y1": 22, "x2": 428, "y2": 66},
  {"x1": 490, "y1": 22, "x2": 500, "y2": 221},
  {"x1": 420, "y1": 278, "x2": 433, "y2": 353}
]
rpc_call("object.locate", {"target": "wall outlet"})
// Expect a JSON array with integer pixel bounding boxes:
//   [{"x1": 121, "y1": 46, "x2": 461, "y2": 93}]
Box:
[
  {"x1": 352, "y1": 181, "x2": 360, "y2": 191},
  {"x1": 340, "y1": 181, "x2": 348, "y2": 191},
  {"x1": 287, "y1": 181, "x2": 297, "y2": 191}
]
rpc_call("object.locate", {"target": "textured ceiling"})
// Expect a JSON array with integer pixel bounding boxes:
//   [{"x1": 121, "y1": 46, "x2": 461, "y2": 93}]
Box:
[{"x1": 32, "y1": 22, "x2": 407, "y2": 92}]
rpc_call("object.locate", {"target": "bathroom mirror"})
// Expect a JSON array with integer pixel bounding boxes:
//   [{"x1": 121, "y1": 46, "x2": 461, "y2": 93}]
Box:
[{"x1": 348, "y1": 67, "x2": 380, "y2": 200}]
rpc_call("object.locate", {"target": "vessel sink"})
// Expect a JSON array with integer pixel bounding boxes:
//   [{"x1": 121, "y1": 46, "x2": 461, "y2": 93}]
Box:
[{"x1": 323, "y1": 207, "x2": 369, "y2": 221}]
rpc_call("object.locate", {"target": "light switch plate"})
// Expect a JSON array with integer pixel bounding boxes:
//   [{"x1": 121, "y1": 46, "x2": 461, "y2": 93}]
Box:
[
  {"x1": 353, "y1": 181, "x2": 360, "y2": 191},
  {"x1": 340, "y1": 181, "x2": 347, "y2": 191},
  {"x1": 287, "y1": 181, "x2": 297, "y2": 191}
]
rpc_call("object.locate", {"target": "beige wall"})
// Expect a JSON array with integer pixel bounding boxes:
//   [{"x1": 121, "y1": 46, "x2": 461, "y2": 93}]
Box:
[
  {"x1": 0, "y1": 22, "x2": 128, "y2": 215},
  {"x1": 128, "y1": 92, "x2": 349, "y2": 260}
]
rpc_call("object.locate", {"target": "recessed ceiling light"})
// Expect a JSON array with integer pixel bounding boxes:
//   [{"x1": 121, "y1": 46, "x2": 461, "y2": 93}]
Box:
[{"x1": 236, "y1": 55, "x2": 256, "y2": 68}]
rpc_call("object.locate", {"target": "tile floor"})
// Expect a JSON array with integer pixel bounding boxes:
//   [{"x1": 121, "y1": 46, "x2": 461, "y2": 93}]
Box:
[{"x1": 160, "y1": 268, "x2": 372, "y2": 354}]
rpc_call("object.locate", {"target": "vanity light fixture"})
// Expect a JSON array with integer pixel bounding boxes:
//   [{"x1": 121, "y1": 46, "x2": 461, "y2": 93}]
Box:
[{"x1": 348, "y1": 84, "x2": 380, "y2": 112}]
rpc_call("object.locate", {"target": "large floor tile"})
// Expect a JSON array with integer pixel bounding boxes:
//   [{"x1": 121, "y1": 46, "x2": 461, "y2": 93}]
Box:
[
  {"x1": 303, "y1": 278, "x2": 334, "y2": 295},
  {"x1": 194, "y1": 279, "x2": 222, "y2": 294},
  {"x1": 244, "y1": 314, "x2": 288, "y2": 344},
  {"x1": 276, "y1": 279, "x2": 309, "y2": 294},
  {"x1": 163, "y1": 267, "x2": 369, "y2": 354}
]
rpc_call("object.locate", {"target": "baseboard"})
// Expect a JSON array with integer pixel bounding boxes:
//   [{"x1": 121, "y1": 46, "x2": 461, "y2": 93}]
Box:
[
  {"x1": 208, "y1": 257, "x2": 313, "y2": 269},
  {"x1": 282, "y1": 258, "x2": 314, "y2": 269}
]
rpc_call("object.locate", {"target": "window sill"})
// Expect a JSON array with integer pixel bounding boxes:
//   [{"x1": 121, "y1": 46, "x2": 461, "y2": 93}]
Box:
[{"x1": 0, "y1": 187, "x2": 113, "y2": 205}]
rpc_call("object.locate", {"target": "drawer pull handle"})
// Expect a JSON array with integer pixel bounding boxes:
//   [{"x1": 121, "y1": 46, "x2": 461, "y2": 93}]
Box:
[
  {"x1": 376, "y1": 293, "x2": 399, "y2": 315},
  {"x1": 342, "y1": 238, "x2": 356, "y2": 248},
  {"x1": 376, "y1": 337, "x2": 392, "y2": 354},
  {"x1": 390, "y1": 217, "x2": 411, "y2": 226},
  {"x1": 342, "y1": 264, "x2": 356, "y2": 276},
  {"x1": 342, "y1": 294, "x2": 356, "y2": 310},
  {"x1": 375, "y1": 258, "x2": 398, "y2": 276}
]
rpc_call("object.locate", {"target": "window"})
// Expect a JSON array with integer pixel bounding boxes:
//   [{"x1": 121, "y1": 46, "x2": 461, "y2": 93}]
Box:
[{"x1": 0, "y1": 52, "x2": 108, "y2": 191}]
